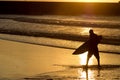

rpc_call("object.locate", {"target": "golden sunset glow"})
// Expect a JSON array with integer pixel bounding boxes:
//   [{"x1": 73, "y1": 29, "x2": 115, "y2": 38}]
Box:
[
  {"x1": 77, "y1": 0, "x2": 100, "y2": 2},
  {"x1": 70, "y1": 0, "x2": 118, "y2": 2},
  {"x1": 5, "y1": 0, "x2": 119, "y2": 3},
  {"x1": 79, "y1": 52, "x2": 93, "y2": 65},
  {"x1": 78, "y1": 69, "x2": 95, "y2": 79},
  {"x1": 79, "y1": 52, "x2": 87, "y2": 65},
  {"x1": 81, "y1": 28, "x2": 91, "y2": 35},
  {"x1": 39, "y1": 0, "x2": 118, "y2": 3},
  {"x1": 80, "y1": 70, "x2": 87, "y2": 79}
]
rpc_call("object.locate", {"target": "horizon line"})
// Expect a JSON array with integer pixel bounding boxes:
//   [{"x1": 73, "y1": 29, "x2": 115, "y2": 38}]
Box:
[{"x1": 0, "y1": 1, "x2": 119, "y2": 3}]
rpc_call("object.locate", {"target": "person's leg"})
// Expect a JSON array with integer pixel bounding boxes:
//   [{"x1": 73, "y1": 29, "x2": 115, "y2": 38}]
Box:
[
  {"x1": 94, "y1": 52, "x2": 100, "y2": 68},
  {"x1": 97, "y1": 56, "x2": 100, "y2": 67},
  {"x1": 86, "y1": 52, "x2": 92, "y2": 67},
  {"x1": 86, "y1": 56, "x2": 89, "y2": 67}
]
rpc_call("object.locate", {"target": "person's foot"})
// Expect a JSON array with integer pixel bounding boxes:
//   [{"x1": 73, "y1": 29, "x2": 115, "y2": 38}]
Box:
[
  {"x1": 98, "y1": 65, "x2": 101, "y2": 69},
  {"x1": 85, "y1": 65, "x2": 88, "y2": 69},
  {"x1": 83, "y1": 65, "x2": 88, "y2": 71}
]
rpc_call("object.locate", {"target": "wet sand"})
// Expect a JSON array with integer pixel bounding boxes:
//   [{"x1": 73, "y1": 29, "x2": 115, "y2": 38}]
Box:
[
  {"x1": 24, "y1": 66, "x2": 120, "y2": 80},
  {"x1": 0, "y1": 37, "x2": 120, "y2": 80}
]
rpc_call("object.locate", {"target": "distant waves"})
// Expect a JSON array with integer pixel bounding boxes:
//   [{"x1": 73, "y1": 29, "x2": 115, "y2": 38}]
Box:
[
  {"x1": 0, "y1": 27, "x2": 120, "y2": 46},
  {"x1": 0, "y1": 17, "x2": 120, "y2": 29},
  {"x1": 0, "y1": 15, "x2": 120, "y2": 47},
  {"x1": 0, "y1": 16, "x2": 120, "y2": 46}
]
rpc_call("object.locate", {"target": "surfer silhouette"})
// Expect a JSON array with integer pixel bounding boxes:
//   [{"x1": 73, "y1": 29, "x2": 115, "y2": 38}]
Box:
[
  {"x1": 86, "y1": 29, "x2": 102, "y2": 68},
  {"x1": 72, "y1": 29, "x2": 102, "y2": 68}
]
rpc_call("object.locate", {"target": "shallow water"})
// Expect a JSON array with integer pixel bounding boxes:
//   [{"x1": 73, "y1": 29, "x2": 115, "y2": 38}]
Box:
[{"x1": 25, "y1": 68, "x2": 120, "y2": 80}]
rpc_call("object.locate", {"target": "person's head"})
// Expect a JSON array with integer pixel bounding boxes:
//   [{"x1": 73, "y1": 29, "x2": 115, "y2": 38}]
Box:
[{"x1": 89, "y1": 29, "x2": 94, "y2": 34}]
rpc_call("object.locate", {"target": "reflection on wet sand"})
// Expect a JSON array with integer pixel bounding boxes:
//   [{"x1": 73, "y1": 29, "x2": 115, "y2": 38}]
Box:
[
  {"x1": 78, "y1": 52, "x2": 101, "y2": 80},
  {"x1": 78, "y1": 68, "x2": 101, "y2": 80}
]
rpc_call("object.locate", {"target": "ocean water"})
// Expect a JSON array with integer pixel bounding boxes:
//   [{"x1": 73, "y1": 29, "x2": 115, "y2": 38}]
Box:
[{"x1": 0, "y1": 15, "x2": 120, "y2": 80}]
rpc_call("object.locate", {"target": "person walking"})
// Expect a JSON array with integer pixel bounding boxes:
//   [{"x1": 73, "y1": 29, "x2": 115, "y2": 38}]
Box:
[{"x1": 86, "y1": 29, "x2": 102, "y2": 68}]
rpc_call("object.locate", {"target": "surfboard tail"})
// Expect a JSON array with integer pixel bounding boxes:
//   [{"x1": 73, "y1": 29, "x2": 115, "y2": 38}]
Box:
[
  {"x1": 72, "y1": 41, "x2": 89, "y2": 55},
  {"x1": 72, "y1": 49, "x2": 87, "y2": 55}
]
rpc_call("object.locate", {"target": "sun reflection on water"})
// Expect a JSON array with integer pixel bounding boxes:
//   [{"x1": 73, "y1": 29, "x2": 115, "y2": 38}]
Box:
[
  {"x1": 79, "y1": 51, "x2": 94, "y2": 65},
  {"x1": 78, "y1": 52, "x2": 96, "y2": 80},
  {"x1": 78, "y1": 69, "x2": 95, "y2": 80}
]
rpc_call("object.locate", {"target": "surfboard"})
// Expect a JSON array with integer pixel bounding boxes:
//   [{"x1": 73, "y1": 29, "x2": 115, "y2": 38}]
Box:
[
  {"x1": 72, "y1": 35, "x2": 102, "y2": 55},
  {"x1": 72, "y1": 40, "x2": 89, "y2": 55}
]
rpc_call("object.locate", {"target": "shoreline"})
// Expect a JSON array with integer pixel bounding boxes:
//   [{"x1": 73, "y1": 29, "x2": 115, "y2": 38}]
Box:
[{"x1": 23, "y1": 65, "x2": 120, "y2": 80}]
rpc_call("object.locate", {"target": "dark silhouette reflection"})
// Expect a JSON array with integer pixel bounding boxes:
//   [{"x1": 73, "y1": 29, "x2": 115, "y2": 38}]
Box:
[
  {"x1": 82, "y1": 68, "x2": 101, "y2": 80},
  {"x1": 86, "y1": 29, "x2": 102, "y2": 68},
  {"x1": 97, "y1": 69, "x2": 101, "y2": 77},
  {"x1": 85, "y1": 69, "x2": 88, "y2": 80}
]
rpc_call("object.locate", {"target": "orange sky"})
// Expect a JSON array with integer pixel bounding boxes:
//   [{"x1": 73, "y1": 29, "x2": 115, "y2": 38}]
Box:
[
  {"x1": 0, "y1": 0, "x2": 119, "y2": 3},
  {"x1": 36, "y1": 0, "x2": 119, "y2": 2}
]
